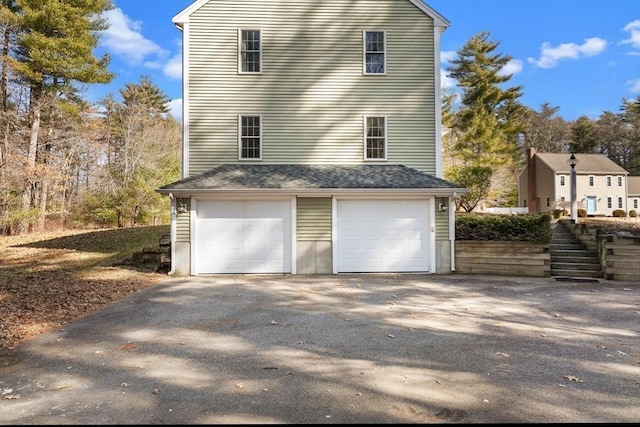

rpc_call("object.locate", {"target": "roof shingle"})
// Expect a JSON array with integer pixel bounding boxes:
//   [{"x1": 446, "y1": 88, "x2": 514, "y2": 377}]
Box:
[{"x1": 158, "y1": 164, "x2": 465, "y2": 193}]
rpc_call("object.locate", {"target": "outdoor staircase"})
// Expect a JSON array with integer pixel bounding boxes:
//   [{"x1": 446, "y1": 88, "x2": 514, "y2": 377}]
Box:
[{"x1": 551, "y1": 221, "x2": 604, "y2": 279}]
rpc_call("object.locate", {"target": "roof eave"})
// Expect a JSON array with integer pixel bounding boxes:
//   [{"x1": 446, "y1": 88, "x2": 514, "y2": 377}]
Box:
[{"x1": 157, "y1": 188, "x2": 468, "y2": 197}]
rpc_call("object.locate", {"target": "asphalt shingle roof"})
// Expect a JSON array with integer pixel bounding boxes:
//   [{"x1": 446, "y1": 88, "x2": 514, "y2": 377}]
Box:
[
  {"x1": 158, "y1": 164, "x2": 465, "y2": 192},
  {"x1": 536, "y1": 153, "x2": 628, "y2": 174}
]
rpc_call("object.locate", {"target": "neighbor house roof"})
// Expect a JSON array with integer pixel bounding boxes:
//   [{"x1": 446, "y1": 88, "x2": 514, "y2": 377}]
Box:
[
  {"x1": 158, "y1": 164, "x2": 466, "y2": 195},
  {"x1": 536, "y1": 153, "x2": 628, "y2": 175},
  {"x1": 628, "y1": 176, "x2": 640, "y2": 196},
  {"x1": 172, "y1": 0, "x2": 450, "y2": 29}
]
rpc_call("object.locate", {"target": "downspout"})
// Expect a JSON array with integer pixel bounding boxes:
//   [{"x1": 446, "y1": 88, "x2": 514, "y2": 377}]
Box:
[
  {"x1": 168, "y1": 193, "x2": 177, "y2": 276},
  {"x1": 449, "y1": 195, "x2": 455, "y2": 272}
]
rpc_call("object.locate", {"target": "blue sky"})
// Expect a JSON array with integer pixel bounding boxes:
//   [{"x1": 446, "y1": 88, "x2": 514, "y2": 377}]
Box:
[{"x1": 92, "y1": 0, "x2": 640, "y2": 122}]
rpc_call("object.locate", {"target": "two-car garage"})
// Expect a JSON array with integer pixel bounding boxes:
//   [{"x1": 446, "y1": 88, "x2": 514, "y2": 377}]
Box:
[{"x1": 193, "y1": 198, "x2": 431, "y2": 274}]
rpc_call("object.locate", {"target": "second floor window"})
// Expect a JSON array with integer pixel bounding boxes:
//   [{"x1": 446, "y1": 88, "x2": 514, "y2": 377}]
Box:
[
  {"x1": 606, "y1": 176, "x2": 612, "y2": 187},
  {"x1": 618, "y1": 176, "x2": 623, "y2": 187},
  {"x1": 589, "y1": 175, "x2": 594, "y2": 187},
  {"x1": 634, "y1": 199, "x2": 638, "y2": 209},
  {"x1": 364, "y1": 31, "x2": 385, "y2": 74},
  {"x1": 560, "y1": 175, "x2": 565, "y2": 186},
  {"x1": 239, "y1": 115, "x2": 261, "y2": 159},
  {"x1": 365, "y1": 116, "x2": 386, "y2": 160},
  {"x1": 239, "y1": 29, "x2": 261, "y2": 73}
]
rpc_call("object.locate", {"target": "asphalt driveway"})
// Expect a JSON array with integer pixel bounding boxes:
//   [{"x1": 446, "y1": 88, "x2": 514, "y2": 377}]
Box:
[{"x1": 1, "y1": 273, "x2": 639, "y2": 424}]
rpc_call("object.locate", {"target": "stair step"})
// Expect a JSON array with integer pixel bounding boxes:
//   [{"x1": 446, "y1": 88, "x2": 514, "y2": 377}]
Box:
[
  {"x1": 550, "y1": 221, "x2": 603, "y2": 278},
  {"x1": 551, "y1": 262, "x2": 602, "y2": 270},
  {"x1": 552, "y1": 244, "x2": 586, "y2": 250},
  {"x1": 551, "y1": 269, "x2": 604, "y2": 278},
  {"x1": 551, "y1": 256, "x2": 600, "y2": 264},
  {"x1": 550, "y1": 249, "x2": 600, "y2": 259}
]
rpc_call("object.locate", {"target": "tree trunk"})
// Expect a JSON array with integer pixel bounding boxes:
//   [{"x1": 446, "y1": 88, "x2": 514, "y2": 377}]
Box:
[{"x1": 18, "y1": 90, "x2": 42, "y2": 234}]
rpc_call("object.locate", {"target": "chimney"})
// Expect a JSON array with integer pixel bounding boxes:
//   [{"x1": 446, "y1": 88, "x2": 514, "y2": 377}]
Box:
[{"x1": 527, "y1": 148, "x2": 539, "y2": 213}]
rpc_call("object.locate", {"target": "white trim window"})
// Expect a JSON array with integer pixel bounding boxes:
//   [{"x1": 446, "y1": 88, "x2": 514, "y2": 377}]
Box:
[
  {"x1": 239, "y1": 29, "x2": 261, "y2": 73},
  {"x1": 618, "y1": 176, "x2": 623, "y2": 187},
  {"x1": 606, "y1": 176, "x2": 612, "y2": 187},
  {"x1": 363, "y1": 30, "x2": 386, "y2": 75},
  {"x1": 239, "y1": 115, "x2": 262, "y2": 160},
  {"x1": 618, "y1": 197, "x2": 623, "y2": 209},
  {"x1": 634, "y1": 199, "x2": 638, "y2": 210},
  {"x1": 560, "y1": 175, "x2": 565, "y2": 186},
  {"x1": 364, "y1": 116, "x2": 387, "y2": 160},
  {"x1": 589, "y1": 175, "x2": 595, "y2": 187},
  {"x1": 607, "y1": 197, "x2": 612, "y2": 209}
]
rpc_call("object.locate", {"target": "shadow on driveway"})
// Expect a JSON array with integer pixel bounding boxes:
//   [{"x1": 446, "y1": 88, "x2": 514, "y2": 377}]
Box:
[{"x1": 1, "y1": 274, "x2": 638, "y2": 424}]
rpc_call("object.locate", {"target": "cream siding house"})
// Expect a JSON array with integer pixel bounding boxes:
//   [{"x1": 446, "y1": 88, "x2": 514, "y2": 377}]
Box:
[
  {"x1": 628, "y1": 176, "x2": 640, "y2": 214},
  {"x1": 158, "y1": 0, "x2": 466, "y2": 275},
  {"x1": 519, "y1": 148, "x2": 630, "y2": 216}
]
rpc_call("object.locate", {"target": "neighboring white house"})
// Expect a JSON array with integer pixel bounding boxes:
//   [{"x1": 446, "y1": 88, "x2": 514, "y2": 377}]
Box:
[
  {"x1": 157, "y1": 0, "x2": 466, "y2": 276},
  {"x1": 628, "y1": 176, "x2": 640, "y2": 214},
  {"x1": 519, "y1": 148, "x2": 630, "y2": 216}
]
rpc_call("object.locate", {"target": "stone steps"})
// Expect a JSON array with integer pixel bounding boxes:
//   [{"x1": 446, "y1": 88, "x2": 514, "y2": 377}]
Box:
[{"x1": 551, "y1": 222, "x2": 603, "y2": 279}]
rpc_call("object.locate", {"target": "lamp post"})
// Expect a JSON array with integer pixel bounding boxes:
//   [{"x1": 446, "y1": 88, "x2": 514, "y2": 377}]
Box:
[{"x1": 567, "y1": 153, "x2": 579, "y2": 222}]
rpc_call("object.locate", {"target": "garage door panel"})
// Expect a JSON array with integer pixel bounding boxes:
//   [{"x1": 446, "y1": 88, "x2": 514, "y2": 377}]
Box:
[
  {"x1": 337, "y1": 200, "x2": 429, "y2": 273},
  {"x1": 196, "y1": 200, "x2": 291, "y2": 274}
]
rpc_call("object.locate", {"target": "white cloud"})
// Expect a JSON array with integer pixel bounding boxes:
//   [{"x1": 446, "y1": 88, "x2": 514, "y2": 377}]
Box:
[
  {"x1": 167, "y1": 98, "x2": 183, "y2": 121},
  {"x1": 440, "y1": 70, "x2": 457, "y2": 89},
  {"x1": 101, "y1": 8, "x2": 167, "y2": 65},
  {"x1": 527, "y1": 37, "x2": 607, "y2": 68},
  {"x1": 620, "y1": 20, "x2": 640, "y2": 51},
  {"x1": 628, "y1": 78, "x2": 640, "y2": 93},
  {"x1": 440, "y1": 50, "x2": 457, "y2": 65},
  {"x1": 163, "y1": 53, "x2": 183, "y2": 80},
  {"x1": 499, "y1": 59, "x2": 523, "y2": 77}
]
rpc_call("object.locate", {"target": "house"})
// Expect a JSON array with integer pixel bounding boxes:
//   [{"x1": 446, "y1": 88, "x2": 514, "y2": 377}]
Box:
[
  {"x1": 157, "y1": 0, "x2": 466, "y2": 275},
  {"x1": 628, "y1": 176, "x2": 640, "y2": 214},
  {"x1": 519, "y1": 148, "x2": 629, "y2": 216}
]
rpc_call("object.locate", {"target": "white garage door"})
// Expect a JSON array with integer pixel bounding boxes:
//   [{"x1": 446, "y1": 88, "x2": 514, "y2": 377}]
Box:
[
  {"x1": 337, "y1": 200, "x2": 429, "y2": 273},
  {"x1": 195, "y1": 200, "x2": 291, "y2": 274}
]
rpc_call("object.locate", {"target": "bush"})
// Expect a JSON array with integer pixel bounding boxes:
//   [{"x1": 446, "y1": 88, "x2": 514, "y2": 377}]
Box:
[
  {"x1": 455, "y1": 213, "x2": 552, "y2": 243},
  {"x1": 630, "y1": 210, "x2": 637, "y2": 218},
  {"x1": 578, "y1": 209, "x2": 587, "y2": 218},
  {"x1": 612, "y1": 209, "x2": 627, "y2": 218}
]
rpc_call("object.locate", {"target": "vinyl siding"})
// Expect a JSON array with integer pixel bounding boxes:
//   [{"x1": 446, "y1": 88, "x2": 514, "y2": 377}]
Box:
[
  {"x1": 297, "y1": 197, "x2": 332, "y2": 241},
  {"x1": 435, "y1": 208, "x2": 449, "y2": 240},
  {"x1": 186, "y1": 0, "x2": 437, "y2": 175},
  {"x1": 176, "y1": 210, "x2": 190, "y2": 242}
]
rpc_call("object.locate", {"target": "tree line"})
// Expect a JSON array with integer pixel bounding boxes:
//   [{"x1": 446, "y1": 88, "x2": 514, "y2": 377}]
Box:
[
  {"x1": 0, "y1": 0, "x2": 181, "y2": 235},
  {"x1": 442, "y1": 31, "x2": 640, "y2": 212},
  {"x1": 1, "y1": 3, "x2": 638, "y2": 235}
]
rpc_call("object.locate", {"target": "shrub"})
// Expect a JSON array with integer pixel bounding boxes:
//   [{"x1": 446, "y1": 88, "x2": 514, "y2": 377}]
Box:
[
  {"x1": 455, "y1": 213, "x2": 552, "y2": 243},
  {"x1": 630, "y1": 210, "x2": 637, "y2": 218},
  {"x1": 578, "y1": 209, "x2": 587, "y2": 218},
  {"x1": 612, "y1": 209, "x2": 627, "y2": 218}
]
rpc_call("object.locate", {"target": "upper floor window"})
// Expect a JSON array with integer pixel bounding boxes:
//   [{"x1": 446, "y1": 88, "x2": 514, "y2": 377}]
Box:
[
  {"x1": 364, "y1": 116, "x2": 386, "y2": 160},
  {"x1": 239, "y1": 29, "x2": 261, "y2": 73},
  {"x1": 634, "y1": 199, "x2": 638, "y2": 210},
  {"x1": 546, "y1": 197, "x2": 550, "y2": 208},
  {"x1": 606, "y1": 176, "x2": 612, "y2": 187},
  {"x1": 560, "y1": 175, "x2": 565, "y2": 186},
  {"x1": 618, "y1": 176, "x2": 623, "y2": 187},
  {"x1": 239, "y1": 115, "x2": 262, "y2": 160},
  {"x1": 363, "y1": 31, "x2": 386, "y2": 75},
  {"x1": 589, "y1": 175, "x2": 595, "y2": 187}
]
